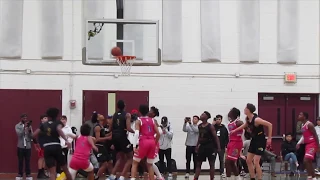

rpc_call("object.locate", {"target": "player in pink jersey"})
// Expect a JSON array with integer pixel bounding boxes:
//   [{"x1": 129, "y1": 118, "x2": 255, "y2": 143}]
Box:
[
  {"x1": 225, "y1": 108, "x2": 243, "y2": 180},
  {"x1": 296, "y1": 112, "x2": 319, "y2": 180},
  {"x1": 69, "y1": 124, "x2": 98, "y2": 180},
  {"x1": 130, "y1": 105, "x2": 160, "y2": 180}
]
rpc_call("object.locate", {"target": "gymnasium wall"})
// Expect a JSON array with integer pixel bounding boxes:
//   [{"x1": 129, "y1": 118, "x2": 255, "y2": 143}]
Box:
[{"x1": 0, "y1": 0, "x2": 319, "y2": 169}]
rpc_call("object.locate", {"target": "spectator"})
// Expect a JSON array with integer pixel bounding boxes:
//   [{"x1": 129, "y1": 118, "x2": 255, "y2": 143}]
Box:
[
  {"x1": 182, "y1": 115, "x2": 199, "y2": 178},
  {"x1": 85, "y1": 111, "x2": 98, "y2": 135},
  {"x1": 281, "y1": 133, "x2": 298, "y2": 176},
  {"x1": 213, "y1": 115, "x2": 229, "y2": 178},
  {"x1": 159, "y1": 116, "x2": 174, "y2": 179},
  {"x1": 57, "y1": 115, "x2": 76, "y2": 176},
  {"x1": 15, "y1": 114, "x2": 33, "y2": 180},
  {"x1": 315, "y1": 117, "x2": 320, "y2": 174}
]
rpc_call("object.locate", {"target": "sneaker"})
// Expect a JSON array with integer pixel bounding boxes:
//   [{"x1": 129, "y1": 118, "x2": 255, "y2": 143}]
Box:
[
  {"x1": 168, "y1": 173, "x2": 173, "y2": 180},
  {"x1": 243, "y1": 173, "x2": 250, "y2": 178},
  {"x1": 185, "y1": 173, "x2": 189, "y2": 178},
  {"x1": 156, "y1": 176, "x2": 165, "y2": 180},
  {"x1": 316, "y1": 171, "x2": 320, "y2": 175},
  {"x1": 15, "y1": 175, "x2": 23, "y2": 180},
  {"x1": 37, "y1": 172, "x2": 49, "y2": 179},
  {"x1": 289, "y1": 172, "x2": 295, "y2": 176},
  {"x1": 26, "y1": 176, "x2": 33, "y2": 180},
  {"x1": 221, "y1": 173, "x2": 226, "y2": 178},
  {"x1": 240, "y1": 171, "x2": 246, "y2": 176}
]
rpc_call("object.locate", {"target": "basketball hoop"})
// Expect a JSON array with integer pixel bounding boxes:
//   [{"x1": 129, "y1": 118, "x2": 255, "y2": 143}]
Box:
[{"x1": 115, "y1": 56, "x2": 136, "y2": 76}]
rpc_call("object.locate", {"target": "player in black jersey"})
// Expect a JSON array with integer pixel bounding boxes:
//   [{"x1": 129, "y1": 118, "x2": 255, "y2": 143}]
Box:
[
  {"x1": 93, "y1": 114, "x2": 112, "y2": 178},
  {"x1": 194, "y1": 111, "x2": 221, "y2": 180},
  {"x1": 107, "y1": 100, "x2": 135, "y2": 180},
  {"x1": 230, "y1": 103, "x2": 272, "y2": 180},
  {"x1": 32, "y1": 108, "x2": 72, "y2": 180}
]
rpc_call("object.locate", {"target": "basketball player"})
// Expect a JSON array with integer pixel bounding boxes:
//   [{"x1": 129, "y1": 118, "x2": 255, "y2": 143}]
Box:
[
  {"x1": 194, "y1": 111, "x2": 221, "y2": 180},
  {"x1": 230, "y1": 103, "x2": 272, "y2": 180},
  {"x1": 130, "y1": 104, "x2": 160, "y2": 180},
  {"x1": 69, "y1": 124, "x2": 99, "y2": 180},
  {"x1": 93, "y1": 114, "x2": 113, "y2": 178},
  {"x1": 296, "y1": 112, "x2": 319, "y2": 180},
  {"x1": 149, "y1": 106, "x2": 164, "y2": 180},
  {"x1": 107, "y1": 100, "x2": 135, "y2": 180},
  {"x1": 225, "y1": 108, "x2": 243, "y2": 180},
  {"x1": 32, "y1": 108, "x2": 72, "y2": 180}
]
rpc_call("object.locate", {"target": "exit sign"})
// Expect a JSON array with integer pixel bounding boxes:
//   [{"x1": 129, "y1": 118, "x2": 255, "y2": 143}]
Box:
[{"x1": 284, "y1": 73, "x2": 297, "y2": 83}]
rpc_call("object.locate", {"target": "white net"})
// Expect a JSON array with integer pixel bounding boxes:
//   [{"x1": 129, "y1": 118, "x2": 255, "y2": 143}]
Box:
[{"x1": 115, "y1": 56, "x2": 136, "y2": 76}]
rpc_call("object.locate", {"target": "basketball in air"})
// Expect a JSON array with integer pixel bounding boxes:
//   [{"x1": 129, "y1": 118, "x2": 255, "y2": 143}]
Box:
[{"x1": 111, "y1": 47, "x2": 122, "y2": 56}]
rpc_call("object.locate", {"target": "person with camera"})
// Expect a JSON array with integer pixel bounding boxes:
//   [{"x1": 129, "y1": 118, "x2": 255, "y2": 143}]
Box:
[
  {"x1": 159, "y1": 116, "x2": 174, "y2": 179},
  {"x1": 182, "y1": 116, "x2": 199, "y2": 178},
  {"x1": 15, "y1": 114, "x2": 33, "y2": 180}
]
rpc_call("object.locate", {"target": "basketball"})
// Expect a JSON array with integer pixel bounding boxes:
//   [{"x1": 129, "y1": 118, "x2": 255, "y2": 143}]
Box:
[{"x1": 111, "y1": 47, "x2": 122, "y2": 56}]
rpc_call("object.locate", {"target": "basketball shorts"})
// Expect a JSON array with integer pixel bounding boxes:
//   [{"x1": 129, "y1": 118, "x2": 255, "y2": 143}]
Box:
[
  {"x1": 93, "y1": 145, "x2": 111, "y2": 163},
  {"x1": 197, "y1": 143, "x2": 216, "y2": 162},
  {"x1": 69, "y1": 157, "x2": 91, "y2": 171},
  {"x1": 112, "y1": 137, "x2": 133, "y2": 153},
  {"x1": 134, "y1": 139, "x2": 156, "y2": 163},
  {"x1": 305, "y1": 142, "x2": 317, "y2": 160},
  {"x1": 44, "y1": 145, "x2": 66, "y2": 168},
  {"x1": 248, "y1": 137, "x2": 266, "y2": 156},
  {"x1": 38, "y1": 148, "x2": 44, "y2": 158},
  {"x1": 226, "y1": 141, "x2": 243, "y2": 161}
]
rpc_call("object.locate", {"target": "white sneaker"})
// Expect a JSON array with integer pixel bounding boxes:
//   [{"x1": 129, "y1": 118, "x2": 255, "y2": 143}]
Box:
[
  {"x1": 26, "y1": 177, "x2": 33, "y2": 180},
  {"x1": 15, "y1": 176, "x2": 23, "y2": 180},
  {"x1": 168, "y1": 173, "x2": 173, "y2": 179},
  {"x1": 221, "y1": 173, "x2": 226, "y2": 178},
  {"x1": 185, "y1": 173, "x2": 189, "y2": 178}
]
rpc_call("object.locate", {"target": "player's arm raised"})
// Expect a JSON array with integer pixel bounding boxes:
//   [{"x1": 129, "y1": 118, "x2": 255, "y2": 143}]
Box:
[{"x1": 126, "y1": 113, "x2": 135, "y2": 133}]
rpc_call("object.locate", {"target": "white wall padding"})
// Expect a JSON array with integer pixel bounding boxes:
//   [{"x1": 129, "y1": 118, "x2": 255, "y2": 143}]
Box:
[
  {"x1": 277, "y1": 0, "x2": 298, "y2": 64},
  {"x1": 162, "y1": 0, "x2": 182, "y2": 62},
  {"x1": 41, "y1": 0, "x2": 63, "y2": 59},
  {"x1": 0, "y1": 0, "x2": 24, "y2": 58},
  {"x1": 238, "y1": 0, "x2": 260, "y2": 62},
  {"x1": 124, "y1": 0, "x2": 143, "y2": 59},
  {"x1": 200, "y1": 0, "x2": 221, "y2": 62},
  {"x1": 85, "y1": 0, "x2": 105, "y2": 60}
]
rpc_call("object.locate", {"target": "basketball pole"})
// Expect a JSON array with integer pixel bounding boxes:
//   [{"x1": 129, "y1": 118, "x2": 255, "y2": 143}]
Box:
[{"x1": 116, "y1": 0, "x2": 124, "y2": 50}]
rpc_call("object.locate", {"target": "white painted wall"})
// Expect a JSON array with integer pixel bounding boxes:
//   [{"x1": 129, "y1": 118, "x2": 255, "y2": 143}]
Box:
[{"x1": 0, "y1": 0, "x2": 319, "y2": 169}]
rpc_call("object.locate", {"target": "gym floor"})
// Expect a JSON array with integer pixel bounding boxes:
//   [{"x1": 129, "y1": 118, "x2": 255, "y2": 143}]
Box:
[{"x1": 0, "y1": 174, "x2": 313, "y2": 180}]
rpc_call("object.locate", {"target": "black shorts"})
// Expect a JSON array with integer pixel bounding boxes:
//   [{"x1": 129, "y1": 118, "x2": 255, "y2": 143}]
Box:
[
  {"x1": 112, "y1": 137, "x2": 133, "y2": 153},
  {"x1": 93, "y1": 145, "x2": 111, "y2": 163},
  {"x1": 197, "y1": 144, "x2": 216, "y2": 162},
  {"x1": 44, "y1": 145, "x2": 66, "y2": 168},
  {"x1": 248, "y1": 137, "x2": 266, "y2": 156}
]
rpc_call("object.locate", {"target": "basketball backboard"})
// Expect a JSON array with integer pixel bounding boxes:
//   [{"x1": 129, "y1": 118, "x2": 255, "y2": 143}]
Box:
[{"x1": 82, "y1": 19, "x2": 161, "y2": 66}]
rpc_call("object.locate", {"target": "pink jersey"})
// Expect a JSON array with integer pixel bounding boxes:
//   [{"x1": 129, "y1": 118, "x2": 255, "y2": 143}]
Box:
[
  {"x1": 302, "y1": 121, "x2": 316, "y2": 144},
  {"x1": 139, "y1": 117, "x2": 155, "y2": 140},
  {"x1": 72, "y1": 136, "x2": 92, "y2": 161},
  {"x1": 228, "y1": 119, "x2": 243, "y2": 141}
]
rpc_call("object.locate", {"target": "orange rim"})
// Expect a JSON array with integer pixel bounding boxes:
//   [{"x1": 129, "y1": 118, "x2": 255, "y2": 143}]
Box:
[{"x1": 116, "y1": 56, "x2": 136, "y2": 62}]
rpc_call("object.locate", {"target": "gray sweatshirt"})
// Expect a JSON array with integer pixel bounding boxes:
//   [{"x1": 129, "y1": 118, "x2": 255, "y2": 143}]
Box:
[
  {"x1": 15, "y1": 122, "x2": 33, "y2": 149},
  {"x1": 182, "y1": 122, "x2": 199, "y2": 146}
]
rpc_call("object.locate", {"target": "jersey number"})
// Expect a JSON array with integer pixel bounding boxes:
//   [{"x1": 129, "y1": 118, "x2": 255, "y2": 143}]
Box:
[
  {"x1": 47, "y1": 128, "x2": 51, "y2": 136},
  {"x1": 147, "y1": 125, "x2": 151, "y2": 132},
  {"x1": 117, "y1": 119, "x2": 120, "y2": 126}
]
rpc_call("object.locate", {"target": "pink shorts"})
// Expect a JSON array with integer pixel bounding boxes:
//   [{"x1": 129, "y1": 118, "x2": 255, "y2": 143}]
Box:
[
  {"x1": 134, "y1": 139, "x2": 156, "y2": 160},
  {"x1": 226, "y1": 141, "x2": 243, "y2": 161},
  {"x1": 69, "y1": 157, "x2": 90, "y2": 170},
  {"x1": 305, "y1": 142, "x2": 317, "y2": 160}
]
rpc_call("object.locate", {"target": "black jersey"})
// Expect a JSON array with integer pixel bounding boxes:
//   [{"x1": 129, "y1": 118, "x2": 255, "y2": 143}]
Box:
[
  {"x1": 247, "y1": 115, "x2": 265, "y2": 139},
  {"x1": 198, "y1": 123, "x2": 214, "y2": 145},
  {"x1": 112, "y1": 110, "x2": 127, "y2": 138},
  {"x1": 40, "y1": 120, "x2": 63, "y2": 146},
  {"x1": 104, "y1": 125, "x2": 112, "y2": 150},
  {"x1": 93, "y1": 124, "x2": 106, "y2": 146}
]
